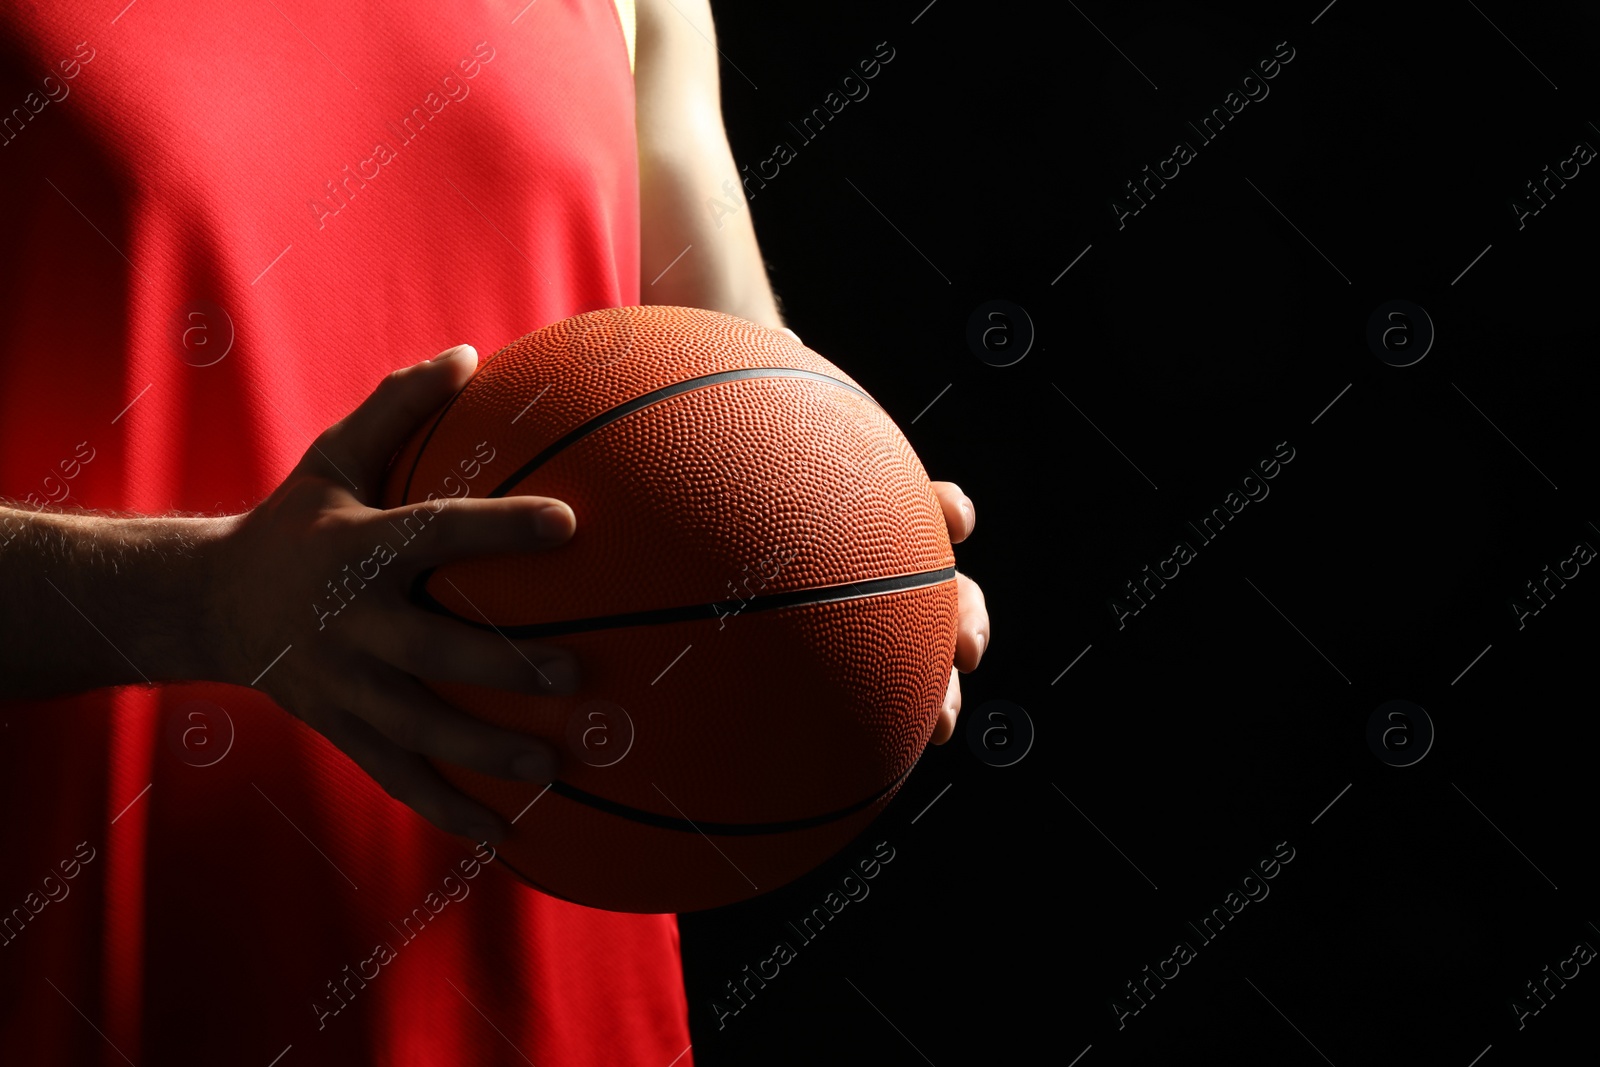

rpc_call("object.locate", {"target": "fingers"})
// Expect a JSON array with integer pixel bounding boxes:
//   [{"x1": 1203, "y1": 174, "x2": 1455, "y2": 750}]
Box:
[
  {"x1": 954, "y1": 570, "x2": 990, "y2": 674},
  {"x1": 930, "y1": 484, "x2": 982, "y2": 748},
  {"x1": 375, "y1": 494, "x2": 576, "y2": 572},
  {"x1": 321, "y1": 708, "x2": 511, "y2": 842},
  {"x1": 933, "y1": 571, "x2": 986, "y2": 746},
  {"x1": 370, "y1": 606, "x2": 580, "y2": 697},
  {"x1": 930, "y1": 481, "x2": 975, "y2": 543},
  {"x1": 350, "y1": 662, "x2": 563, "y2": 785},
  {"x1": 931, "y1": 666, "x2": 961, "y2": 745},
  {"x1": 314, "y1": 345, "x2": 480, "y2": 496}
]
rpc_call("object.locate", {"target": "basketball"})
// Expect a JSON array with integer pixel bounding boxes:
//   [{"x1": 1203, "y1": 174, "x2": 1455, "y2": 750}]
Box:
[{"x1": 379, "y1": 305, "x2": 958, "y2": 913}]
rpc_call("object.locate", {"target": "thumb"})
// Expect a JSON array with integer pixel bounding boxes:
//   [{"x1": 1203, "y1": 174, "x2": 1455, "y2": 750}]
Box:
[{"x1": 314, "y1": 344, "x2": 479, "y2": 499}]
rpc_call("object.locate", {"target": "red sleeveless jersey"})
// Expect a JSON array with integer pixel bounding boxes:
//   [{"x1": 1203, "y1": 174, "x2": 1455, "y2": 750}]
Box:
[{"x1": 0, "y1": 2, "x2": 691, "y2": 1064}]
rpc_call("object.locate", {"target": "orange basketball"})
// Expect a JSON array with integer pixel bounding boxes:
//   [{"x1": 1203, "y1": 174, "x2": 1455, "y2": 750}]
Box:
[{"x1": 380, "y1": 305, "x2": 958, "y2": 913}]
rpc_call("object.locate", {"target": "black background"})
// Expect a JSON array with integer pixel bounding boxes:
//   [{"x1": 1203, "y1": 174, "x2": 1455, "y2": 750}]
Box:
[{"x1": 678, "y1": 2, "x2": 1600, "y2": 1064}]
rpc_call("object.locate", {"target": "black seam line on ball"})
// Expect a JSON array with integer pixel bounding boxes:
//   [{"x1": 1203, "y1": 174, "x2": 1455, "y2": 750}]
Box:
[
  {"x1": 482, "y1": 854, "x2": 587, "y2": 907},
  {"x1": 481, "y1": 367, "x2": 880, "y2": 500},
  {"x1": 408, "y1": 566, "x2": 956, "y2": 639},
  {"x1": 399, "y1": 346, "x2": 509, "y2": 505},
  {"x1": 542, "y1": 759, "x2": 917, "y2": 836}
]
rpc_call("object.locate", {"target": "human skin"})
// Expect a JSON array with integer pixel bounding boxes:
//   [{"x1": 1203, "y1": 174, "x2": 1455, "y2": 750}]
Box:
[{"x1": 0, "y1": 0, "x2": 990, "y2": 842}]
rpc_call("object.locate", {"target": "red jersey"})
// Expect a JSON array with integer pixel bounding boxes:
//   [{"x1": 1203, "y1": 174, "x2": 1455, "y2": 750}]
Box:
[{"x1": 0, "y1": 1, "x2": 691, "y2": 1063}]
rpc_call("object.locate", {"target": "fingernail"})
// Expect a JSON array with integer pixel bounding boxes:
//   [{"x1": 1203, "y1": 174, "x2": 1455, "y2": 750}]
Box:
[
  {"x1": 539, "y1": 658, "x2": 578, "y2": 692},
  {"x1": 535, "y1": 504, "x2": 573, "y2": 540},
  {"x1": 513, "y1": 749, "x2": 557, "y2": 782},
  {"x1": 975, "y1": 632, "x2": 986, "y2": 657},
  {"x1": 433, "y1": 344, "x2": 474, "y2": 363}
]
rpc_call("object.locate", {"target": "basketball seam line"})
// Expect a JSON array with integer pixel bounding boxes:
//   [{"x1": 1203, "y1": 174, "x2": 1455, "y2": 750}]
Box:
[
  {"x1": 481, "y1": 366, "x2": 880, "y2": 500},
  {"x1": 541, "y1": 757, "x2": 919, "y2": 836},
  {"x1": 409, "y1": 566, "x2": 956, "y2": 638},
  {"x1": 481, "y1": 854, "x2": 585, "y2": 907},
  {"x1": 399, "y1": 344, "x2": 511, "y2": 504}
]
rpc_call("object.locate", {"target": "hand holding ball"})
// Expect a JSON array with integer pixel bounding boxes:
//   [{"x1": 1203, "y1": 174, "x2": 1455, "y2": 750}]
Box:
[{"x1": 381, "y1": 305, "x2": 957, "y2": 913}]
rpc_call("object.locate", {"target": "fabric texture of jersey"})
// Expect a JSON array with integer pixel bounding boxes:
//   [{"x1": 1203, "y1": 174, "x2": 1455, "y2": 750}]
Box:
[{"x1": 0, "y1": 1, "x2": 691, "y2": 1063}]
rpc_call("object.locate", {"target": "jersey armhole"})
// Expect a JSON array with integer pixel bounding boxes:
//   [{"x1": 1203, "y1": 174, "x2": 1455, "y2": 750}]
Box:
[{"x1": 612, "y1": 0, "x2": 637, "y2": 75}]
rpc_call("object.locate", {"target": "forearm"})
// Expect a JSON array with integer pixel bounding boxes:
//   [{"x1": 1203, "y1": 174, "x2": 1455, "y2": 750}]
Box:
[{"x1": 0, "y1": 504, "x2": 236, "y2": 699}]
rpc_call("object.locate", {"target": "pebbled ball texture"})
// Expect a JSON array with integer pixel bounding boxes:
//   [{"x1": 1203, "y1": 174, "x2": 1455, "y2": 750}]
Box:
[{"x1": 380, "y1": 305, "x2": 957, "y2": 913}]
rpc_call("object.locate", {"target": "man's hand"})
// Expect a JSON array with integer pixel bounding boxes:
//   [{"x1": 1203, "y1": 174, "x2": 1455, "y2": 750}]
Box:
[
  {"x1": 206, "y1": 345, "x2": 578, "y2": 844},
  {"x1": 929, "y1": 481, "x2": 989, "y2": 745}
]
